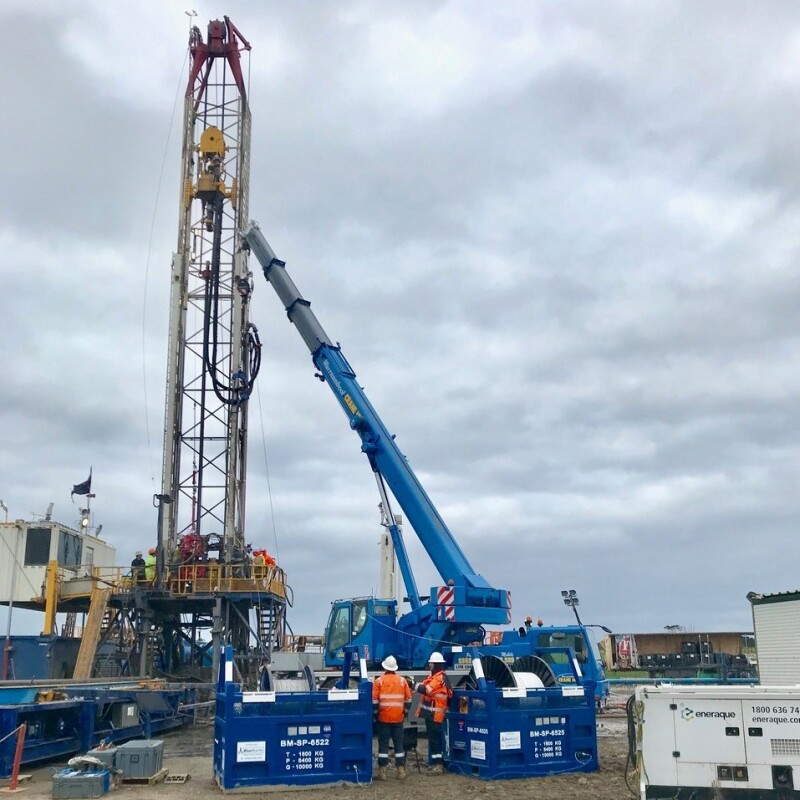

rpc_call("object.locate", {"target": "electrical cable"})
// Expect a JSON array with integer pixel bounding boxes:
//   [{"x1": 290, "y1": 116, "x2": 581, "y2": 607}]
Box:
[
  {"x1": 624, "y1": 692, "x2": 644, "y2": 798},
  {"x1": 450, "y1": 750, "x2": 595, "y2": 780},
  {"x1": 624, "y1": 693, "x2": 636, "y2": 795},
  {"x1": 352, "y1": 763, "x2": 371, "y2": 787},
  {"x1": 201, "y1": 196, "x2": 262, "y2": 406},
  {"x1": 195, "y1": 51, "x2": 261, "y2": 408}
]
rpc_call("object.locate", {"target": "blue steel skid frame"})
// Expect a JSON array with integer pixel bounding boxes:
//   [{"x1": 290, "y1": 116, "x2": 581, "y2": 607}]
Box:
[
  {"x1": 0, "y1": 700, "x2": 93, "y2": 777},
  {"x1": 0, "y1": 686, "x2": 195, "y2": 777},
  {"x1": 66, "y1": 686, "x2": 195, "y2": 742},
  {"x1": 214, "y1": 645, "x2": 374, "y2": 791},
  {"x1": 446, "y1": 681, "x2": 599, "y2": 780}
]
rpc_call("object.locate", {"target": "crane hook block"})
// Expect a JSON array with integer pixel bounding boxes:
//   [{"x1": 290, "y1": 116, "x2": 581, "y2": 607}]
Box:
[
  {"x1": 198, "y1": 126, "x2": 227, "y2": 156},
  {"x1": 195, "y1": 126, "x2": 231, "y2": 200}
]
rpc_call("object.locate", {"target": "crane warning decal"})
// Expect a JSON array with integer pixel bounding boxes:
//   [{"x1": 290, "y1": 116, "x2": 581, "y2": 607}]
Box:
[{"x1": 437, "y1": 586, "x2": 455, "y2": 621}]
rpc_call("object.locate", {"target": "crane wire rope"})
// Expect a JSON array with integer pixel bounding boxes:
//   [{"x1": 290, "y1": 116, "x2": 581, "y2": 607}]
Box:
[
  {"x1": 255, "y1": 380, "x2": 281, "y2": 563},
  {"x1": 242, "y1": 45, "x2": 281, "y2": 563},
  {"x1": 141, "y1": 49, "x2": 189, "y2": 485},
  {"x1": 365, "y1": 610, "x2": 485, "y2": 650}
]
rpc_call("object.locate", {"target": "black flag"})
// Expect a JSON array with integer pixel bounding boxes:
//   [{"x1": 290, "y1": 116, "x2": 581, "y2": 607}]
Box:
[{"x1": 71, "y1": 468, "x2": 92, "y2": 499}]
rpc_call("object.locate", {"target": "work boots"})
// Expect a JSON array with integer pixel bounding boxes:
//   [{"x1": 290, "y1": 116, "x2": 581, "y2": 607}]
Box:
[
  {"x1": 396, "y1": 766, "x2": 407, "y2": 780},
  {"x1": 376, "y1": 766, "x2": 388, "y2": 781},
  {"x1": 426, "y1": 763, "x2": 443, "y2": 776}
]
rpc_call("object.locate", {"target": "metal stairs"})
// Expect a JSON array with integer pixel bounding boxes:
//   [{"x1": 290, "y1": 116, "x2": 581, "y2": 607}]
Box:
[
  {"x1": 256, "y1": 602, "x2": 286, "y2": 655},
  {"x1": 92, "y1": 606, "x2": 138, "y2": 679},
  {"x1": 62, "y1": 612, "x2": 77, "y2": 638}
]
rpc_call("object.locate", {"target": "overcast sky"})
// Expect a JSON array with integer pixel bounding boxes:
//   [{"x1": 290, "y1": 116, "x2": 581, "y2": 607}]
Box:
[{"x1": 2, "y1": 1, "x2": 798, "y2": 639}]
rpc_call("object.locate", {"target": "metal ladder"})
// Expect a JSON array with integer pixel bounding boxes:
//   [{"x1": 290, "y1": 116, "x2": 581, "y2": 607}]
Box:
[
  {"x1": 257, "y1": 602, "x2": 286, "y2": 654},
  {"x1": 72, "y1": 586, "x2": 112, "y2": 679},
  {"x1": 62, "y1": 611, "x2": 77, "y2": 638}
]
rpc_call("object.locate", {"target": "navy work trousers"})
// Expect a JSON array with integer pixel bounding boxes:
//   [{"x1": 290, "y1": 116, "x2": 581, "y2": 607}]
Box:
[{"x1": 376, "y1": 721, "x2": 406, "y2": 767}]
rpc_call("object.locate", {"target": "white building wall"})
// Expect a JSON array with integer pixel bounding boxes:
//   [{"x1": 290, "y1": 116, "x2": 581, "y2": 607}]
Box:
[
  {"x1": 753, "y1": 598, "x2": 800, "y2": 686},
  {"x1": 0, "y1": 522, "x2": 117, "y2": 606}
]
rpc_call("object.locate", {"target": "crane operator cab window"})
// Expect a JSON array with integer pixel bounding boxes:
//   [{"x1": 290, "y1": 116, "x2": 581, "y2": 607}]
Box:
[
  {"x1": 325, "y1": 600, "x2": 369, "y2": 659},
  {"x1": 538, "y1": 631, "x2": 588, "y2": 664}
]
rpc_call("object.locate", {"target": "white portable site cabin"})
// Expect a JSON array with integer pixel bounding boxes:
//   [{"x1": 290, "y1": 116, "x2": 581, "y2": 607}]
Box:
[
  {"x1": 0, "y1": 520, "x2": 117, "y2": 608},
  {"x1": 748, "y1": 590, "x2": 800, "y2": 686}
]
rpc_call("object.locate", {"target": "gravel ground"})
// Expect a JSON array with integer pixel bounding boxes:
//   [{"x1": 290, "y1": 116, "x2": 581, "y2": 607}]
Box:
[{"x1": 9, "y1": 690, "x2": 639, "y2": 799}]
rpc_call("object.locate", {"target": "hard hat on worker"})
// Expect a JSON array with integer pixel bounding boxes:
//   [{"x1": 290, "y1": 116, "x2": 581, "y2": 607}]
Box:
[
  {"x1": 381, "y1": 655, "x2": 399, "y2": 672},
  {"x1": 428, "y1": 652, "x2": 446, "y2": 664},
  {"x1": 148, "y1": 547, "x2": 157, "y2": 555}
]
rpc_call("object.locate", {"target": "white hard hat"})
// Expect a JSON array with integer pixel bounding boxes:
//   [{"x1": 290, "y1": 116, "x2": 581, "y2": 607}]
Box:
[
  {"x1": 428, "y1": 652, "x2": 446, "y2": 664},
  {"x1": 381, "y1": 655, "x2": 399, "y2": 672}
]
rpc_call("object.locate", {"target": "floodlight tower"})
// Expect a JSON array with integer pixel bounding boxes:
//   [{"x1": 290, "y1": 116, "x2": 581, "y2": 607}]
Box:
[
  {"x1": 160, "y1": 16, "x2": 258, "y2": 565},
  {"x1": 561, "y1": 589, "x2": 583, "y2": 625}
]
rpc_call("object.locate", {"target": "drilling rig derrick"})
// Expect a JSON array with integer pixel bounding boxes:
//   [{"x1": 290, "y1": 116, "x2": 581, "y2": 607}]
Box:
[
  {"x1": 23, "y1": 19, "x2": 286, "y2": 688},
  {"x1": 138, "y1": 17, "x2": 285, "y2": 684},
  {"x1": 161, "y1": 16, "x2": 256, "y2": 565}
]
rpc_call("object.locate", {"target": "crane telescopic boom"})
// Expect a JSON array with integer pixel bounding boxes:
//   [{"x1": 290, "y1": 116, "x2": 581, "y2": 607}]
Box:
[{"x1": 243, "y1": 221, "x2": 511, "y2": 667}]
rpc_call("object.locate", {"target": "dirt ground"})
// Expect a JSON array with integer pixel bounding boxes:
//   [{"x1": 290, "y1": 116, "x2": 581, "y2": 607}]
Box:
[{"x1": 9, "y1": 693, "x2": 637, "y2": 800}]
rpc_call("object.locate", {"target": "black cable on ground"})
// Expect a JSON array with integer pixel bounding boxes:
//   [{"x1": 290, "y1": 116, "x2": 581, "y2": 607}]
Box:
[{"x1": 623, "y1": 693, "x2": 639, "y2": 798}]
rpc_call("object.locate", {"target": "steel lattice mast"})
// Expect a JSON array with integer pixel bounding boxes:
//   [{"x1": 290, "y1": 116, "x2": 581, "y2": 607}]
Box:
[{"x1": 159, "y1": 17, "x2": 257, "y2": 566}]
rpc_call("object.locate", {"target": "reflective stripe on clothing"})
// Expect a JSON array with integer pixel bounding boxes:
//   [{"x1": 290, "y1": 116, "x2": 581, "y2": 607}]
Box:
[
  {"x1": 372, "y1": 672, "x2": 412, "y2": 723},
  {"x1": 415, "y1": 669, "x2": 452, "y2": 724}
]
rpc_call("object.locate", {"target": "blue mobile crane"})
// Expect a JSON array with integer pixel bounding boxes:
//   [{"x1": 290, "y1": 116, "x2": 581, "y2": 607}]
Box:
[{"x1": 242, "y1": 222, "x2": 608, "y2": 704}]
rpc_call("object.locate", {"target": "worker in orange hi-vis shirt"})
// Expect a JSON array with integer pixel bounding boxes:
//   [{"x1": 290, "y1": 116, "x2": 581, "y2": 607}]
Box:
[{"x1": 372, "y1": 655, "x2": 412, "y2": 781}]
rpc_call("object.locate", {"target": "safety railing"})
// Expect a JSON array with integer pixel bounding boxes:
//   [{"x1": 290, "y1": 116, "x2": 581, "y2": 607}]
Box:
[
  {"x1": 90, "y1": 566, "x2": 133, "y2": 591},
  {"x1": 54, "y1": 562, "x2": 288, "y2": 600},
  {"x1": 45, "y1": 566, "x2": 132, "y2": 600},
  {"x1": 164, "y1": 562, "x2": 288, "y2": 599},
  {"x1": 284, "y1": 634, "x2": 324, "y2": 653}
]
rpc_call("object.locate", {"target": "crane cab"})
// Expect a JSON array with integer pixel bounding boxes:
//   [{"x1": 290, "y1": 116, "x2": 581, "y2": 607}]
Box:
[{"x1": 324, "y1": 598, "x2": 399, "y2": 669}]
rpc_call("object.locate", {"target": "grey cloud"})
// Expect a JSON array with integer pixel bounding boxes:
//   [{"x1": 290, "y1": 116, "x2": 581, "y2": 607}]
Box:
[{"x1": 2, "y1": 2, "x2": 798, "y2": 639}]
